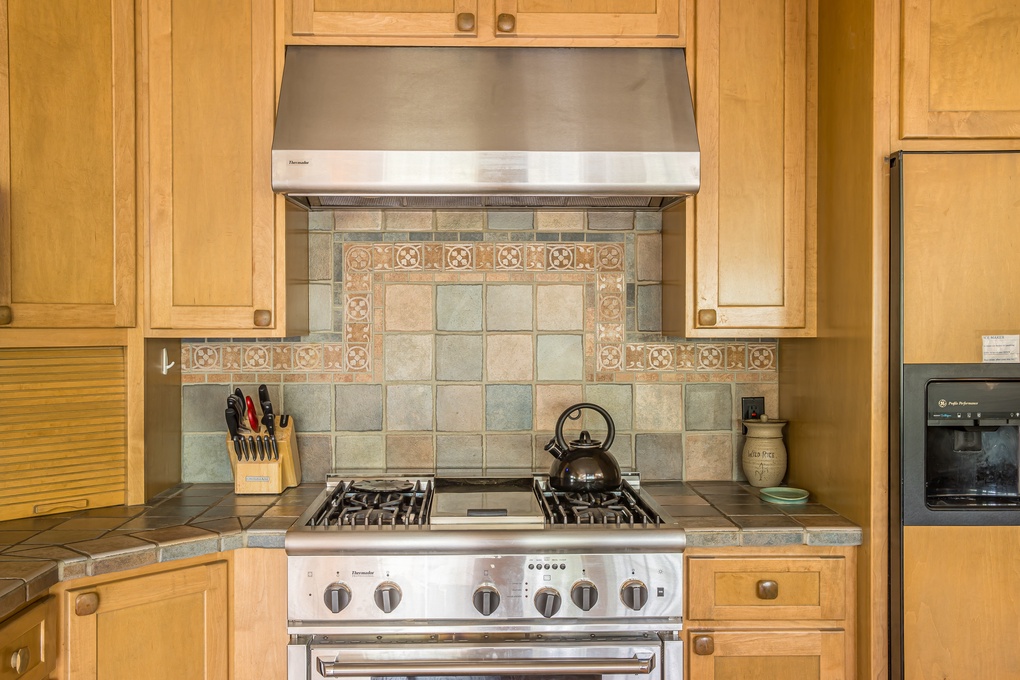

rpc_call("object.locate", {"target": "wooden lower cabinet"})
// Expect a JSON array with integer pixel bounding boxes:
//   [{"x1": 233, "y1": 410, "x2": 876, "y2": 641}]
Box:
[
  {"x1": 685, "y1": 546, "x2": 854, "y2": 680},
  {"x1": 688, "y1": 629, "x2": 845, "y2": 680},
  {"x1": 57, "y1": 559, "x2": 228, "y2": 680},
  {"x1": 0, "y1": 599, "x2": 55, "y2": 680}
]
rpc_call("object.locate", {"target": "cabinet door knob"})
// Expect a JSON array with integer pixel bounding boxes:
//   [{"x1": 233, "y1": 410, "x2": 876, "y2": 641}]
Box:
[
  {"x1": 496, "y1": 13, "x2": 516, "y2": 32},
  {"x1": 693, "y1": 635, "x2": 714, "y2": 655},
  {"x1": 456, "y1": 12, "x2": 475, "y2": 32},
  {"x1": 253, "y1": 309, "x2": 272, "y2": 327},
  {"x1": 75, "y1": 592, "x2": 100, "y2": 616},
  {"x1": 756, "y1": 579, "x2": 779, "y2": 600},
  {"x1": 9, "y1": 647, "x2": 30, "y2": 674},
  {"x1": 697, "y1": 309, "x2": 717, "y2": 326},
  {"x1": 0, "y1": 305, "x2": 11, "y2": 325}
]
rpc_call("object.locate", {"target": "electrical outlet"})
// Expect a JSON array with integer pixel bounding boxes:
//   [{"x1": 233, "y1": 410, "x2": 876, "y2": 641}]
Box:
[{"x1": 741, "y1": 396, "x2": 765, "y2": 421}]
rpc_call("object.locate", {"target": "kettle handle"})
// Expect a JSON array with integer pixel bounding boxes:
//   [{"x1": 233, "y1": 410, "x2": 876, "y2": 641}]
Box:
[{"x1": 554, "y1": 403, "x2": 615, "y2": 453}]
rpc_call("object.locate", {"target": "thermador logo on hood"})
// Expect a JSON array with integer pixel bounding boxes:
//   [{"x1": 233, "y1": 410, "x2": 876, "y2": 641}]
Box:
[{"x1": 288, "y1": 160, "x2": 310, "y2": 165}]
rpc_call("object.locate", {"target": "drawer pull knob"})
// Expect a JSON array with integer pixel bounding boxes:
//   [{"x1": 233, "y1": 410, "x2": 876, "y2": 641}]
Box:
[
  {"x1": 10, "y1": 647, "x2": 29, "y2": 674},
  {"x1": 0, "y1": 305, "x2": 11, "y2": 325},
  {"x1": 75, "y1": 592, "x2": 100, "y2": 616},
  {"x1": 496, "y1": 13, "x2": 516, "y2": 32},
  {"x1": 253, "y1": 309, "x2": 272, "y2": 327},
  {"x1": 697, "y1": 308, "x2": 717, "y2": 326},
  {"x1": 756, "y1": 579, "x2": 779, "y2": 600},
  {"x1": 693, "y1": 635, "x2": 714, "y2": 655},
  {"x1": 456, "y1": 12, "x2": 475, "y2": 31}
]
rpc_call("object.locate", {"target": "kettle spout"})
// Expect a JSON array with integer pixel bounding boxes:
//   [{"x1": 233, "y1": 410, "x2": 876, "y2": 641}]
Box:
[{"x1": 544, "y1": 439, "x2": 566, "y2": 460}]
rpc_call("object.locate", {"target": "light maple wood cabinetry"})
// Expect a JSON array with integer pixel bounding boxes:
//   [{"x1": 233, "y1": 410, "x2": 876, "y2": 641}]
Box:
[
  {"x1": 664, "y1": 0, "x2": 816, "y2": 337},
  {"x1": 901, "y1": 0, "x2": 1020, "y2": 139},
  {"x1": 685, "y1": 547, "x2": 854, "y2": 680},
  {"x1": 0, "y1": 0, "x2": 135, "y2": 330},
  {"x1": 897, "y1": 151, "x2": 1020, "y2": 364},
  {"x1": 0, "y1": 599, "x2": 55, "y2": 680},
  {"x1": 287, "y1": 0, "x2": 684, "y2": 44},
  {"x1": 144, "y1": 0, "x2": 307, "y2": 337},
  {"x1": 56, "y1": 559, "x2": 228, "y2": 680},
  {"x1": 902, "y1": 526, "x2": 1020, "y2": 680}
]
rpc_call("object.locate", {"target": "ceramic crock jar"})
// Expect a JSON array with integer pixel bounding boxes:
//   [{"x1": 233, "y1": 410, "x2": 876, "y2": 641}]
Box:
[{"x1": 741, "y1": 415, "x2": 788, "y2": 487}]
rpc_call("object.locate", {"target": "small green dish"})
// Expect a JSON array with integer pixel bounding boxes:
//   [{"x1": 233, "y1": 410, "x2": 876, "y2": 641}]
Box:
[{"x1": 759, "y1": 487, "x2": 809, "y2": 504}]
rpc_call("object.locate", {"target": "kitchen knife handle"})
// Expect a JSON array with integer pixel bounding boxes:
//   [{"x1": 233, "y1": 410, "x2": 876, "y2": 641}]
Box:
[
  {"x1": 270, "y1": 435, "x2": 279, "y2": 460},
  {"x1": 253, "y1": 309, "x2": 272, "y2": 327},
  {"x1": 232, "y1": 436, "x2": 243, "y2": 462},
  {"x1": 248, "y1": 436, "x2": 258, "y2": 461},
  {"x1": 280, "y1": 414, "x2": 290, "y2": 428},
  {"x1": 245, "y1": 396, "x2": 260, "y2": 431},
  {"x1": 0, "y1": 306, "x2": 11, "y2": 325},
  {"x1": 225, "y1": 408, "x2": 240, "y2": 438}
]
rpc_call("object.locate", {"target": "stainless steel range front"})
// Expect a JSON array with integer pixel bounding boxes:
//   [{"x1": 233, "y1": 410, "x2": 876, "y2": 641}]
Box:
[{"x1": 286, "y1": 474, "x2": 685, "y2": 680}]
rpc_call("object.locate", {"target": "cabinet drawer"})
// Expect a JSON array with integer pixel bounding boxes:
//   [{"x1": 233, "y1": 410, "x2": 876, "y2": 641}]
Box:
[
  {"x1": 0, "y1": 599, "x2": 54, "y2": 680},
  {"x1": 687, "y1": 557, "x2": 845, "y2": 620}
]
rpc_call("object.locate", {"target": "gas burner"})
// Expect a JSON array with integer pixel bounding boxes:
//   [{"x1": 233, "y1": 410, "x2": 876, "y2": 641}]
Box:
[
  {"x1": 352, "y1": 479, "x2": 414, "y2": 493},
  {"x1": 537, "y1": 480, "x2": 663, "y2": 526}
]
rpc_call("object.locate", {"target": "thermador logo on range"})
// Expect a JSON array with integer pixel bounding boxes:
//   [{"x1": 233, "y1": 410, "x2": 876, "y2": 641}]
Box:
[{"x1": 351, "y1": 570, "x2": 375, "y2": 577}]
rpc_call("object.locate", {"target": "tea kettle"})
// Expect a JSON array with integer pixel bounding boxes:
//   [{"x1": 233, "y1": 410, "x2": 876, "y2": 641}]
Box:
[{"x1": 544, "y1": 403, "x2": 622, "y2": 492}]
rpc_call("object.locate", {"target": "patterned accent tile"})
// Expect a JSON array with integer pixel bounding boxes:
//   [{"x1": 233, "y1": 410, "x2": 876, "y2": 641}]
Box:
[
  {"x1": 546, "y1": 244, "x2": 575, "y2": 270},
  {"x1": 646, "y1": 345, "x2": 675, "y2": 371},
  {"x1": 344, "y1": 245, "x2": 372, "y2": 272},
  {"x1": 192, "y1": 345, "x2": 219, "y2": 371},
  {"x1": 345, "y1": 345, "x2": 371, "y2": 372},
  {"x1": 495, "y1": 244, "x2": 525, "y2": 270},
  {"x1": 697, "y1": 344, "x2": 725, "y2": 370},
  {"x1": 323, "y1": 344, "x2": 345, "y2": 370},
  {"x1": 598, "y1": 345, "x2": 623, "y2": 371},
  {"x1": 748, "y1": 344, "x2": 778, "y2": 371},
  {"x1": 596, "y1": 244, "x2": 624, "y2": 270},
  {"x1": 345, "y1": 294, "x2": 371, "y2": 323},
  {"x1": 293, "y1": 345, "x2": 322, "y2": 370},
  {"x1": 243, "y1": 345, "x2": 271, "y2": 371},
  {"x1": 525, "y1": 244, "x2": 546, "y2": 270},
  {"x1": 393, "y1": 244, "x2": 424, "y2": 270},
  {"x1": 445, "y1": 243, "x2": 474, "y2": 270}
]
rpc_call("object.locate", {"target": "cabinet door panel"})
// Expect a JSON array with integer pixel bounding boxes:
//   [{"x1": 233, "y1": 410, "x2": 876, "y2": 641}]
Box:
[
  {"x1": 684, "y1": 0, "x2": 815, "y2": 336},
  {"x1": 147, "y1": 0, "x2": 277, "y2": 333},
  {"x1": 688, "y1": 630, "x2": 844, "y2": 680},
  {"x1": 65, "y1": 561, "x2": 228, "y2": 680},
  {"x1": 493, "y1": 0, "x2": 682, "y2": 39},
  {"x1": 0, "y1": 0, "x2": 135, "y2": 328},
  {"x1": 291, "y1": 0, "x2": 478, "y2": 37},
  {"x1": 902, "y1": 0, "x2": 1020, "y2": 138}
]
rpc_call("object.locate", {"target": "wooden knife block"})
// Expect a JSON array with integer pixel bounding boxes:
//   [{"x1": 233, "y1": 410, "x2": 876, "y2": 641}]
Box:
[{"x1": 226, "y1": 419, "x2": 301, "y2": 495}]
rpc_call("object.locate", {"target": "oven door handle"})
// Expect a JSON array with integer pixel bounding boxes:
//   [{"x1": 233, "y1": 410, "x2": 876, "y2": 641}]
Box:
[{"x1": 316, "y1": 654, "x2": 656, "y2": 677}]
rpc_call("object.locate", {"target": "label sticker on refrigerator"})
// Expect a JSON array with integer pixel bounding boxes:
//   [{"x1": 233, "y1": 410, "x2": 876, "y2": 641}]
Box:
[{"x1": 982, "y1": 335, "x2": 1020, "y2": 363}]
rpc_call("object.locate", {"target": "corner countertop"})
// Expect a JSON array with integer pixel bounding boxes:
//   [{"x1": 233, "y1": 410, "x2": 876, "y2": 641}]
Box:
[{"x1": 0, "y1": 480, "x2": 860, "y2": 622}]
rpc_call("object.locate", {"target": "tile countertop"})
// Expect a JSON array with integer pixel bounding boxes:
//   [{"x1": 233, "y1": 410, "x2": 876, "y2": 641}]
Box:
[{"x1": 0, "y1": 480, "x2": 860, "y2": 622}]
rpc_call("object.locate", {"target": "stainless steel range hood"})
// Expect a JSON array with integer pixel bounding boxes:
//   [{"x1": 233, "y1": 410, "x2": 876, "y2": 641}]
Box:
[{"x1": 272, "y1": 46, "x2": 699, "y2": 211}]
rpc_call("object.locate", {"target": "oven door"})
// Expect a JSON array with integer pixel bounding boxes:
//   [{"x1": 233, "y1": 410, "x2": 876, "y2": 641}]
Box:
[{"x1": 289, "y1": 633, "x2": 681, "y2": 680}]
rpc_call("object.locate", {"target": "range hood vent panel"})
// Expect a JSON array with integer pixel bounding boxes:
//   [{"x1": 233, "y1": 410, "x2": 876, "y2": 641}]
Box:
[{"x1": 273, "y1": 46, "x2": 700, "y2": 211}]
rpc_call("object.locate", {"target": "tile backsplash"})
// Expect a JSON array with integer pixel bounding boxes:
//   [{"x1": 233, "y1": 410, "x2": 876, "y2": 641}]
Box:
[{"x1": 181, "y1": 210, "x2": 779, "y2": 483}]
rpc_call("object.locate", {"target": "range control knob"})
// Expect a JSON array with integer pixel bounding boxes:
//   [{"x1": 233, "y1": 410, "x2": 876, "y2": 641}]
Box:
[
  {"x1": 374, "y1": 582, "x2": 402, "y2": 613},
  {"x1": 323, "y1": 582, "x2": 352, "y2": 614},
  {"x1": 472, "y1": 586, "x2": 501, "y2": 616},
  {"x1": 571, "y1": 581, "x2": 599, "y2": 612},
  {"x1": 534, "y1": 588, "x2": 562, "y2": 618},
  {"x1": 621, "y1": 580, "x2": 649, "y2": 611}
]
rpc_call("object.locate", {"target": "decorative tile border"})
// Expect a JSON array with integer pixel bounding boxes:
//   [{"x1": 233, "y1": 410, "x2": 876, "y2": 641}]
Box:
[{"x1": 182, "y1": 239, "x2": 778, "y2": 382}]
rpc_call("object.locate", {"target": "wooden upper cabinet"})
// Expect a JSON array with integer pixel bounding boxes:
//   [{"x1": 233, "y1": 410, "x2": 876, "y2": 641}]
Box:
[
  {"x1": 0, "y1": 0, "x2": 135, "y2": 329},
  {"x1": 291, "y1": 0, "x2": 479, "y2": 38},
  {"x1": 492, "y1": 0, "x2": 683, "y2": 40},
  {"x1": 668, "y1": 0, "x2": 816, "y2": 337},
  {"x1": 286, "y1": 0, "x2": 685, "y2": 44},
  {"x1": 899, "y1": 152, "x2": 1020, "y2": 364},
  {"x1": 145, "y1": 0, "x2": 288, "y2": 336},
  {"x1": 901, "y1": 0, "x2": 1020, "y2": 138}
]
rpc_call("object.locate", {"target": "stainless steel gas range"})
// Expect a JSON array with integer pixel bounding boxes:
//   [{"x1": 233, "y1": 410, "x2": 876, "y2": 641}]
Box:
[{"x1": 286, "y1": 473, "x2": 685, "y2": 680}]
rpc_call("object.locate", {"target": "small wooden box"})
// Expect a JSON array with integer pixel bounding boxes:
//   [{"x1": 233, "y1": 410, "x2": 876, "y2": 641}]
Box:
[{"x1": 226, "y1": 419, "x2": 301, "y2": 495}]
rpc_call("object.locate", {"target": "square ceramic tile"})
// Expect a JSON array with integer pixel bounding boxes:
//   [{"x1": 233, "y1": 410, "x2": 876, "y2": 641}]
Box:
[
  {"x1": 583, "y1": 384, "x2": 633, "y2": 431},
  {"x1": 486, "y1": 285, "x2": 533, "y2": 331},
  {"x1": 334, "y1": 384, "x2": 383, "y2": 431},
  {"x1": 307, "y1": 283, "x2": 333, "y2": 333},
  {"x1": 485, "y1": 385, "x2": 533, "y2": 431},
  {"x1": 436, "y1": 285, "x2": 483, "y2": 331},
  {"x1": 182, "y1": 385, "x2": 231, "y2": 432},
  {"x1": 486, "y1": 335, "x2": 534, "y2": 382},
  {"x1": 385, "y1": 285, "x2": 434, "y2": 331},
  {"x1": 485, "y1": 434, "x2": 534, "y2": 469},
  {"x1": 487, "y1": 211, "x2": 534, "y2": 230},
  {"x1": 436, "y1": 211, "x2": 483, "y2": 231},
  {"x1": 535, "y1": 384, "x2": 584, "y2": 431},
  {"x1": 384, "y1": 335, "x2": 433, "y2": 381},
  {"x1": 385, "y1": 211, "x2": 433, "y2": 231},
  {"x1": 182, "y1": 434, "x2": 233, "y2": 483},
  {"x1": 536, "y1": 285, "x2": 584, "y2": 330},
  {"x1": 636, "y1": 234, "x2": 662, "y2": 281},
  {"x1": 385, "y1": 435, "x2": 435, "y2": 470},
  {"x1": 308, "y1": 233, "x2": 333, "y2": 280},
  {"x1": 636, "y1": 285, "x2": 662, "y2": 332},
  {"x1": 436, "y1": 385, "x2": 484, "y2": 431},
  {"x1": 437, "y1": 435, "x2": 483, "y2": 468},
  {"x1": 536, "y1": 335, "x2": 584, "y2": 381},
  {"x1": 535, "y1": 211, "x2": 584, "y2": 231},
  {"x1": 334, "y1": 434, "x2": 386, "y2": 471},
  {"x1": 635, "y1": 434, "x2": 683, "y2": 480},
  {"x1": 635, "y1": 212, "x2": 662, "y2": 232},
  {"x1": 634, "y1": 384, "x2": 683, "y2": 431},
  {"x1": 296, "y1": 434, "x2": 332, "y2": 482},
  {"x1": 685, "y1": 433, "x2": 734, "y2": 480},
  {"x1": 587, "y1": 211, "x2": 633, "y2": 231},
  {"x1": 335, "y1": 210, "x2": 382, "y2": 231},
  {"x1": 283, "y1": 384, "x2": 332, "y2": 432},
  {"x1": 386, "y1": 385, "x2": 434, "y2": 430},
  {"x1": 685, "y1": 384, "x2": 733, "y2": 431},
  {"x1": 436, "y1": 335, "x2": 483, "y2": 381}
]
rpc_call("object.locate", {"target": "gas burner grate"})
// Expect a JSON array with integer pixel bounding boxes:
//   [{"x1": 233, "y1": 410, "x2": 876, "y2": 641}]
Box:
[
  {"x1": 307, "y1": 479, "x2": 433, "y2": 528},
  {"x1": 535, "y1": 481, "x2": 663, "y2": 526}
]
